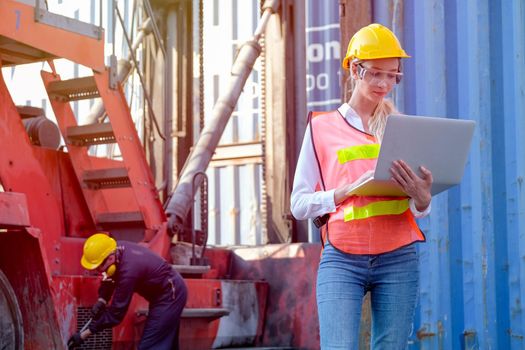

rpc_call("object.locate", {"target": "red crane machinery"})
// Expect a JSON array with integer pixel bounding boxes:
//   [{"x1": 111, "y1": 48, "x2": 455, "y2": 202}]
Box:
[{"x1": 0, "y1": 0, "x2": 279, "y2": 348}]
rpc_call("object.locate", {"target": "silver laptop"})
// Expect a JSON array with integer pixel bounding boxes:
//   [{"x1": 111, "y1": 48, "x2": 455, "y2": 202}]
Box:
[{"x1": 346, "y1": 114, "x2": 476, "y2": 197}]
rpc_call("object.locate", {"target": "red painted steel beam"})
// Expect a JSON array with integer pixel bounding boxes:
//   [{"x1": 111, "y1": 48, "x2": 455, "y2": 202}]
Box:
[
  {"x1": 0, "y1": 192, "x2": 30, "y2": 227},
  {"x1": 0, "y1": 63, "x2": 64, "y2": 275},
  {"x1": 0, "y1": 0, "x2": 105, "y2": 71}
]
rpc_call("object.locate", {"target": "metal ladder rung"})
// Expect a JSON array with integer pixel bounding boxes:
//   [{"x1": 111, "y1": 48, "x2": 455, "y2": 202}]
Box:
[
  {"x1": 34, "y1": 6, "x2": 102, "y2": 40},
  {"x1": 66, "y1": 123, "x2": 115, "y2": 146},
  {"x1": 83, "y1": 167, "x2": 129, "y2": 189},
  {"x1": 0, "y1": 37, "x2": 56, "y2": 66},
  {"x1": 16, "y1": 105, "x2": 45, "y2": 119},
  {"x1": 47, "y1": 76, "x2": 99, "y2": 102},
  {"x1": 182, "y1": 308, "x2": 230, "y2": 319}
]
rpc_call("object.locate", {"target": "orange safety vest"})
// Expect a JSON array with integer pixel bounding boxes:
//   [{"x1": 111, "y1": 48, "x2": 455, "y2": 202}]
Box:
[{"x1": 310, "y1": 110, "x2": 425, "y2": 255}]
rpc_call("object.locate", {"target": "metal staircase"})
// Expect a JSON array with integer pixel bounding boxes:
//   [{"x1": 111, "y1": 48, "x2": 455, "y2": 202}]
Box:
[
  {"x1": 0, "y1": 1, "x2": 273, "y2": 348},
  {"x1": 41, "y1": 68, "x2": 165, "y2": 241},
  {"x1": 0, "y1": 0, "x2": 163, "y2": 239}
]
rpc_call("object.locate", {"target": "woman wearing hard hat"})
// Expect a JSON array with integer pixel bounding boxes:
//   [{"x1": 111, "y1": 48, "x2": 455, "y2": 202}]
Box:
[{"x1": 291, "y1": 24, "x2": 432, "y2": 349}]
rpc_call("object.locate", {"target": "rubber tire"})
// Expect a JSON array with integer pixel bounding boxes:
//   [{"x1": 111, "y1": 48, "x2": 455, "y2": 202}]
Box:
[{"x1": 0, "y1": 269, "x2": 24, "y2": 349}]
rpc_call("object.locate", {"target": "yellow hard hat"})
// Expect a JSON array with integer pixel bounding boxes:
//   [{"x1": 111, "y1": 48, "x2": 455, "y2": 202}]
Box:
[
  {"x1": 81, "y1": 233, "x2": 117, "y2": 270},
  {"x1": 342, "y1": 23, "x2": 410, "y2": 69}
]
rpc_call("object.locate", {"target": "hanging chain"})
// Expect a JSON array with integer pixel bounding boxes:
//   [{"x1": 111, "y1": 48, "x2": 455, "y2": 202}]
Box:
[
  {"x1": 259, "y1": 0, "x2": 268, "y2": 242},
  {"x1": 198, "y1": 0, "x2": 208, "y2": 240},
  {"x1": 199, "y1": 0, "x2": 204, "y2": 132}
]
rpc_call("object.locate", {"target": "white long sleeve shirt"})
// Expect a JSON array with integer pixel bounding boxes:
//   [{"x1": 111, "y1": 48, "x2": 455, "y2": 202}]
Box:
[{"x1": 290, "y1": 103, "x2": 431, "y2": 220}]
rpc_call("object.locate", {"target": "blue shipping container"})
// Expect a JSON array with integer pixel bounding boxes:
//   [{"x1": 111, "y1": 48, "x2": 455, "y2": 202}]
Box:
[{"x1": 308, "y1": 0, "x2": 525, "y2": 348}]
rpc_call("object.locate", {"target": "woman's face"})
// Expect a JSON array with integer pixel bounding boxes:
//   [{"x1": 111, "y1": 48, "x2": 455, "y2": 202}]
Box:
[{"x1": 352, "y1": 58, "x2": 401, "y2": 103}]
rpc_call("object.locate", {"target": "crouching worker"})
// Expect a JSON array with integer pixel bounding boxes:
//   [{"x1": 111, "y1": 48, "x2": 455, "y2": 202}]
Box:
[{"x1": 68, "y1": 233, "x2": 188, "y2": 349}]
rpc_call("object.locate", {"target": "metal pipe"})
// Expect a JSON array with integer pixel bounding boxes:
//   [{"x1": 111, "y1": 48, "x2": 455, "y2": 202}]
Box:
[
  {"x1": 99, "y1": 0, "x2": 102, "y2": 35},
  {"x1": 35, "y1": 0, "x2": 40, "y2": 20},
  {"x1": 292, "y1": 0, "x2": 308, "y2": 242},
  {"x1": 112, "y1": 0, "x2": 116, "y2": 58},
  {"x1": 115, "y1": 7, "x2": 165, "y2": 140},
  {"x1": 166, "y1": 0, "x2": 280, "y2": 230},
  {"x1": 84, "y1": 17, "x2": 153, "y2": 124},
  {"x1": 143, "y1": 0, "x2": 166, "y2": 58}
]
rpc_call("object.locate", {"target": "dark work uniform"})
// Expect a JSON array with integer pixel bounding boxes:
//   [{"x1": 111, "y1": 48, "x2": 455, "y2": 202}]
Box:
[{"x1": 89, "y1": 241, "x2": 188, "y2": 350}]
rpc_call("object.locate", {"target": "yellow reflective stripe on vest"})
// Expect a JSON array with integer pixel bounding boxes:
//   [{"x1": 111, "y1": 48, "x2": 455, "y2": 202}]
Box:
[
  {"x1": 337, "y1": 144, "x2": 380, "y2": 164},
  {"x1": 344, "y1": 199, "x2": 409, "y2": 221}
]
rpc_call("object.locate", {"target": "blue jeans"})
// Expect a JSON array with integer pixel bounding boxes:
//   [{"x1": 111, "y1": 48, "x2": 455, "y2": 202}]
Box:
[{"x1": 316, "y1": 242, "x2": 419, "y2": 350}]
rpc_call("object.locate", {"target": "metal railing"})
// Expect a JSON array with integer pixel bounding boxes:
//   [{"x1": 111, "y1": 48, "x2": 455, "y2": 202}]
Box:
[
  {"x1": 34, "y1": 0, "x2": 166, "y2": 142},
  {"x1": 34, "y1": 0, "x2": 103, "y2": 40}
]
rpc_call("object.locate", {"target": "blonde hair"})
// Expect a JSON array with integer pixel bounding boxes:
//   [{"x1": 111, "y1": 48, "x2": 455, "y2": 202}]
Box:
[{"x1": 369, "y1": 98, "x2": 398, "y2": 141}]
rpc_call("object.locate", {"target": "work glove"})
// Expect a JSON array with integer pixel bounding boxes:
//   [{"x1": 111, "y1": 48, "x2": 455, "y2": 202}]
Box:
[
  {"x1": 67, "y1": 332, "x2": 83, "y2": 349},
  {"x1": 91, "y1": 299, "x2": 106, "y2": 319}
]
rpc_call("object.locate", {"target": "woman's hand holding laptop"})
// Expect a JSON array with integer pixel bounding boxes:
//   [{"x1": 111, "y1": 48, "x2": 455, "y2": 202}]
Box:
[
  {"x1": 389, "y1": 160, "x2": 433, "y2": 211},
  {"x1": 335, "y1": 170, "x2": 374, "y2": 205}
]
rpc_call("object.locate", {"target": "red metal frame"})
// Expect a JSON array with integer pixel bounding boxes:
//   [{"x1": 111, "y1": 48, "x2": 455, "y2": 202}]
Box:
[
  {"x1": 0, "y1": 63, "x2": 64, "y2": 276},
  {"x1": 0, "y1": 2, "x2": 273, "y2": 349},
  {"x1": 0, "y1": 0, "x2": 105, "y2": 71},
  {"x1": 0, "y1": 227, "x2": 64, "y2": 348},
  {"x1": 41, "y1": 68, "x2": 166, "y2": 239},
  {"x1": 41, "y1": 71, "x2": 115, "y2": 223},
  {"x1": 93, "y1": 69, "x2": 167, "y2": 233},
  {"x1": 0, "y1": 192, "x2": 30, "y2": 227}
]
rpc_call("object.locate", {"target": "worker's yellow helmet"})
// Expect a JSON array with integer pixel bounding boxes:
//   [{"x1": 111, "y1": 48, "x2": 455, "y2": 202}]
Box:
[
  {"x1": 342, "y1": 23, "x2": 410, "y2": 69},
  {"x1": 81, "y1": 233, "x2": 117, "y2": 270}
]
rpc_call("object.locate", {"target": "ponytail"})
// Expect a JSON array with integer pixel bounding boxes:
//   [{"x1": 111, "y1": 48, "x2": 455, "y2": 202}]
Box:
[{"x1": 369, "y1": 98, "x2": 398, "y2": 141}]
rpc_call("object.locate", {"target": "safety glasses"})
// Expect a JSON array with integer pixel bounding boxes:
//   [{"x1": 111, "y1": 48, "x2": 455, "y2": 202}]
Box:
[{"x1": 356, "y1": 63, "x2": 403, "y2": 85}]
